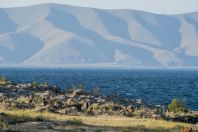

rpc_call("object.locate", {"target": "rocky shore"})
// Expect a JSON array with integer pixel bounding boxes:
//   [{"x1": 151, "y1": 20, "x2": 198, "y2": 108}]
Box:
[{"x1": 0, "y1": 76, "x2": 198, "y2": 131}]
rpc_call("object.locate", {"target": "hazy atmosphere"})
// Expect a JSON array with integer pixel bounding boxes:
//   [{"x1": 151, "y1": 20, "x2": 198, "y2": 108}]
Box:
[{"x1": 1, "y1": 0, "x2": 198, "y2": 14}]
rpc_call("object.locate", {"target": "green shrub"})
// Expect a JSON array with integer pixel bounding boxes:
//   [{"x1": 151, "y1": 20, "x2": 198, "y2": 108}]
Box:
[
  {"x1": 91, "y1": 103, "x2": 100, "y2": 110},
  {"x1": 168, "y1": 99, "x2": 187, "y2": 113},
  {"x1": 79, "y1": 84, "x2": 85, "y2": 89},
  {"x1": 17, "y1": 96, "x2": 29, "y2": 104},
  {"x1": 71, "y1": 84, "x2": 85, "y2": 90},
  {"x1": 0, "y1": 76, "x2": 11, "y2": 85},
  {"x1": 0, "y1": 76, "x2": 6, "y2": 81},
  {"x1": 31, "y1": 81, "x2": 40, "y2": 88},
  {"x1": 34, "y1": 96, "x2": 43, "y2": 105},
  {"x1": 43, "y1": 82, "x2": 49, "y2": 87},
  {"x1": 71, "y1": 85, "x2": 78, "y2": 90}
]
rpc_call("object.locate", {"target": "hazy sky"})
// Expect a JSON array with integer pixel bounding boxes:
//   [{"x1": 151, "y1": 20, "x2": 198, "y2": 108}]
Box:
[{"x1": 0, "y1": 0, "x2": 198, "y2": 14}]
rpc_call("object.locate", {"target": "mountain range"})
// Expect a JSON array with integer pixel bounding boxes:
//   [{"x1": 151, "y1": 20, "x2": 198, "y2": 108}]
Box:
[{"x1": 0, "y1": 3, "x2": 198, "y2": 68}]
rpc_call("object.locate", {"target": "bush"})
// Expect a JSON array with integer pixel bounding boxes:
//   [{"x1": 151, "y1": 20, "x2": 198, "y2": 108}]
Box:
[
  {"x1": 40, "y1": 81, "x2": 49, "y2": 88},
  {"x1": 0, "y1": 76, "x2": 6, "y2": 81},
  {"x1": 168, "y1": 99, "x2": 187, "y2": 113},
  {"x1": 31, "y1": 81, "x2": 40, "y2": 88},
  {"x1": 0, "y1": 76, "x2": 11, "y2": 85},
  {"x1": 91, "y1": 103, "x2": 100, "y2": 110},
  {"x1": 71, "y1": 84, "x2": 85, "y2": 90},
  {"x1": 79, "y1": 84, "x2": 85, "y2": 89}
]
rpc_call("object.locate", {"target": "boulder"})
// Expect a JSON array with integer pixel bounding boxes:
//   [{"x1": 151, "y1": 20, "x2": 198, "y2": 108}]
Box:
[
  {"x1": 96, "y1": 97, "x2": 106, "y2": 103},
  {"x1": 65, "y1": 107, "x2": 78, "y2": 114},
  {"x1": 66, "y1": 98, "x2": 78, "y2": 106},
  {"x1": 42, "y1": 98, "x2": 48, "y2": 106},
  {"x1": 81, "y1": 101, "x2": 90, "y2": 111},
  {"x1": 127, "y1": 105, "x2": 134, "y2": 113},
  {"x1": 183, "y1": 127, "x2": 192, "y2": 132},
  {"x1": 71, "y1": 89, "x2": 85, "y2": 97},
  {"x1": 136, "y1": 99, "x2": 146, "y2": 109},
  {"x1": 50, "y1": 86, "x2": 61, "y2": 93},
  {"x1": 136, "y1": 99, "x2": 144, "y2": 105},
  {"x1": 56, "y1": 95, "x2": 66, "y2": 101},
  {"x1": 35, "y1": 91, "x2": 51, "y2": 98},
  {"x1": 39, "y1": 105, "x2": 49, "y2": 113},
  {"x1": 79, "y1": 95, "x2": 86, "y2": 99},
  {"x1": 0, "y1": 93, "x2": 6, "y2": 98},
  {"x1": 6, "y1": 84, "x2": 14, "y2": 88}
]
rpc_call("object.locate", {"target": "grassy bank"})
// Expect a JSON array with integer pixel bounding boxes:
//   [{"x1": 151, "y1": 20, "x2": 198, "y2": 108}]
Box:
[{"x1": 0, "y1": 109, "x2": 194, "y2": 131}]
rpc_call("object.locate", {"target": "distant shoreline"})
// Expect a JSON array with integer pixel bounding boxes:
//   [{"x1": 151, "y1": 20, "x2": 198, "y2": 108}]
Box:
[{"x1": 1, "y1": 66, "x2": 198, "y2": 70}]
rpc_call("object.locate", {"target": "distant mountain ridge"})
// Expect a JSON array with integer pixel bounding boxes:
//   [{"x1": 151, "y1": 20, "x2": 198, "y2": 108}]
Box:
[{"x1": 0, "y1": 3, "x2": 198, "y2": 68}]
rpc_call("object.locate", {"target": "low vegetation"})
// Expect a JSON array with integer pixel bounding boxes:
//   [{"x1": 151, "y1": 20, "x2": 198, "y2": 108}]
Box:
[
  {"x1": 168, "y1": 99, "x2": 187, "y2": 113},
  {"x1": 0, "y1": 109, "x2": 193, "y2": 131},
  {"x1": 31, "y1": 81, "x2": 49, "y2": 88},
  {"x1": 0, "y1": 76, "x2": 11, "y2": 85}
]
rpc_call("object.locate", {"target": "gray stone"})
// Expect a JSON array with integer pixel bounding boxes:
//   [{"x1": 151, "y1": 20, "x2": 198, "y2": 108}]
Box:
[{"x1": 81, "y1": 101, "x2": 90, "y2": 111}]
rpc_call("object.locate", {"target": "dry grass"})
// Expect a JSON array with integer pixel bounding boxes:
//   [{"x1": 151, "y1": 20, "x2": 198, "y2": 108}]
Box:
[{"x1": 0, "y1": 109, "x2": 192, "y2": 130}]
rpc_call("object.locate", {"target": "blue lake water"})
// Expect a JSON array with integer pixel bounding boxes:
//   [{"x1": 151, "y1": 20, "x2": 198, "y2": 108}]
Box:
[{"x1": 0, "y1": 68, "x2": 198, "y2": 110}]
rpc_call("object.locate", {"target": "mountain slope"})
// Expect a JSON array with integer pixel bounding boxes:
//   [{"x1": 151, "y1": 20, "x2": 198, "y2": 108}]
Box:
[{"x1": 0, "y1": 4, "x2": 198, "y2": 67}]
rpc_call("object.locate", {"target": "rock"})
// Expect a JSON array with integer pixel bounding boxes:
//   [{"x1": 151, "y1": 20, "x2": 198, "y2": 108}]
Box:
[
  {"x1": 27, "y1": 83, "x2": 32, "y2": 87},
  {"x1": 136, "y1": 99, "x2": 144, "y2": 104},
  {"x1": 66, "y1": 98, "x2": 78, "y2": 106},
  {"x1": 15, "y1": 85, "x2": 20, "y2": 89},
  {"x1": 35, "y1": 90, "x2": 51, "y2": 98},
  {"x1": 0, "y1": 93, "x2": 6, "y2": 97},
  {"x1": 126, "y1": 105, "x2": 134, "y2": 113},
  {"x1": 19, "y1": 84, "x2": 28, "y2": 88},
  {"x1": 81, "y1": 101, "x2": 90, "y2": 111},
  {"x1": 0, "y1": 112, "x2": 7, "y2": 116},
  {"x1": 42, "y1": 98, "x2": 48, "y2": 106},
  {"x1": 39, "y1": 105, "x2": 49, "y2": 113},
  {"x1": 136, "y1": 99, "x2": 146, "y2": 109},
  {"x1": 66, "y1": 98, "x2": 72, "y2": 105},
  {"x1": 78, "y1": 95, "x2": 87, "y2": 100},
  {"x1": 111, "y1": 103, "x2": 122, "y2": 111},
  {"x1": 57, "y1": 109, "x2": 67, "y2": 114},
  {"x1": 56, "y1": 95, "x2": 66, "y2": 101},
  {"x1": 79, "y1": 100, "x2": 86, "y2": 105},
  {"x1": 54, "y1": 100, "x2": 64, "y2": 109},
  {"x1": 151, "y1": 114, "x2": 162, "y2": 119},
  {"x1": 192, "y1": 126, "x2": 198, "y2": 131},
  {"x1": 183, "y1": 127, "x2": 192, "y2": 132},
  {"x1": 71, "y1": 89, "x2": 85, "y2": 97},
  {"x1": 96, "y1": 97, "x2": 106, "y2": 103},
  {"x1": 6, "y1": 84, "x2": 13, "y2": 88},
  {"x1": 48, "y1": 106, "x2": 57, "y2": 112},
  {"x1": 65, "y1": 107, "x2": 78, "y2": 114},
  {"x1": 51, "y1": 86, "x2": 61, "y2": 93}
]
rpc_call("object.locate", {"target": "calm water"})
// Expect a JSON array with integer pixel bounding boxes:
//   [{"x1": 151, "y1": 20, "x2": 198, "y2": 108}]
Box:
[{"x1": 0, "y1": 68, "x2": 198, "y2": 110}]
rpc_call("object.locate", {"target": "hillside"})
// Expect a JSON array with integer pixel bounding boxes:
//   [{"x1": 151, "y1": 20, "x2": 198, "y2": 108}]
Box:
[{"x1": 0, "y1": 4, "x2": 198, "y2": 67}]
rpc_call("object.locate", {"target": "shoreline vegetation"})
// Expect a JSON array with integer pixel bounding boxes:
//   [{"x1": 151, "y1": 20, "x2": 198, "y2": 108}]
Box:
[{"x1": 0, "y1": 76, "x2": 198, "y2": 131}]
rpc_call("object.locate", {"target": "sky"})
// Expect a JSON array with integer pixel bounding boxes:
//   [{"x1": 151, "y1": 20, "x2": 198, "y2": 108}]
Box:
[{"x1": 0, "y1": 0, "x2": 198, "y2": 14}]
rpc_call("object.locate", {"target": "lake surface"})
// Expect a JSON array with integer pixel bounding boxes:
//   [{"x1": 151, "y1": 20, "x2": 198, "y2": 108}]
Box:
[{"x1": 0, "y1": 68, "x2": 198, "y2": 110}]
